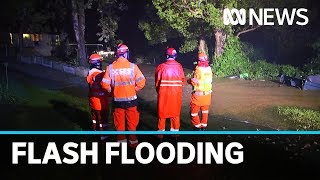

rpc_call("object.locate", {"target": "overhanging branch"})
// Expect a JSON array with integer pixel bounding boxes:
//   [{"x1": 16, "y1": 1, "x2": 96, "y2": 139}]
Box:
[{"x1": 236, "y1": 25, "x2": 262, "y2": 37}]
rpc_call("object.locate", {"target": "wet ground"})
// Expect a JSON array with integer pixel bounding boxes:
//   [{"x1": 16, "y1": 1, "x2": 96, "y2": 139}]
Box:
[
  {"x1": 2, "y1": 60, "x2": 320, "y2": 180},
  {"x1": 4, "y1": 61, "x2": 320, "y2": 131}
]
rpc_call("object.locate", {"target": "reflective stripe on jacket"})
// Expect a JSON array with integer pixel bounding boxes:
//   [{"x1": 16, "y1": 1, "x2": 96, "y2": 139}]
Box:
[
  {"x1": 155, "y1": 59, "x2": 185, "y2": 118},
  {"x1": 189, "y1": 65, "x2": 213, "y2": 106},
  {"x1": 101, "y1": 57, "x2": 146, "y2": 102},
  {"x1": 86, "y1": 68, "x2": 108, "y2": 110}
]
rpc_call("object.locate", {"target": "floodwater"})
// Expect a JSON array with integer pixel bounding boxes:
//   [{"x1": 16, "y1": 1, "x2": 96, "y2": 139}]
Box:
[
  {"x1": 211, "y1": 78, "x2": 320, "y2": 130},
  {"x1": 137, "y1": 64, "x2": 320, "y2": 130}
]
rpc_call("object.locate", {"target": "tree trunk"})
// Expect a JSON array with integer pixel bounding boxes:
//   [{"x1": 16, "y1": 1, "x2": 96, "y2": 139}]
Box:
[
  {"x1": 18, "y1": 31, "x2": 23, "y2": 61},
  {"x1": 198, "y1": 37, "x2": 208, "y2": 55},
  {"x1": 18, "y1": 7, "x2": 26, "y2": 61},
  {"x1": 71, "y1": 0, "x2": 87, "y2": 66},
  {"x1": 214, "y1": 29, "x2": 226, "y2": 58}
]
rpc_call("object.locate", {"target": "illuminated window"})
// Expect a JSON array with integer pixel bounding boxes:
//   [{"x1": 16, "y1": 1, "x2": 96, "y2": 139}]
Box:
[
  {"x1": 31, "y1": 34, "x2": 40, "y2": 42},
  {"x1": 23, "y1": 34, "x2": 30, "y2": 39}
]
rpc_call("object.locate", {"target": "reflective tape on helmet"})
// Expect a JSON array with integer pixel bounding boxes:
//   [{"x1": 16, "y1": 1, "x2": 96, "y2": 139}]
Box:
[
  {"x1": 114, "y1": 95, "x2": 137, "y2": 102},
  {"x1": 117, "y1": 44, "x2": 129, "y2": 53},
  {"x1": 89, "y1": 54, "x2": 102, "y2": 61}
]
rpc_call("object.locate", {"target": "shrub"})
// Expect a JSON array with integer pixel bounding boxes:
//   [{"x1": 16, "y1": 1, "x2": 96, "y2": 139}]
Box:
[
  {"x1": 279, "y1": 64, "x2": 301, "y2": 77},
  {"x1": 277, "y1": 106, "x2": 320, "y2": 130},
  {"x1": 213, "y1": 36, "x2": 304, "y2": 80},
  {"x1": 303, "y1": 55, "x2": 320, "y2": 76},
  {"x1": 249, "y1": 60, "x2": 280, "y2": 80},
  {"x1": 213, "y1": 36, "x2": 250, "y2": 77}
]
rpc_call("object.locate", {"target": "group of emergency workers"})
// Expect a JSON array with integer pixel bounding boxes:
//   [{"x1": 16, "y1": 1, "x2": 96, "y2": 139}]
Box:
[{"x1": 86, "y1": 43, "x2": 213, "y2": 147}]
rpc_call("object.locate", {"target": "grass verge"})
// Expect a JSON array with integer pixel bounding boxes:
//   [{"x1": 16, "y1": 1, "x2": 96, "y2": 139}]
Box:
[
  {"x1": 0, "y1": 76, "x2": 90, "y2": 130},
  {"x1": 277, "y1": 106, "x2": 320, "y2": 130}
]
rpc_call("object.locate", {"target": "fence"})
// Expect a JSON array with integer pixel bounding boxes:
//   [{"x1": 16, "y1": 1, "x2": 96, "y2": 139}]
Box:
[{"x1": 20, "y1": 56, "x2": 89, "y2": 77}]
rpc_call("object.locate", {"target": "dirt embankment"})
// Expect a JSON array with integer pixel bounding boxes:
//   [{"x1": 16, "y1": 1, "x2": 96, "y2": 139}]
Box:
[{"x1": 136, "y1": 64, "x2": 320, "y2": 130}]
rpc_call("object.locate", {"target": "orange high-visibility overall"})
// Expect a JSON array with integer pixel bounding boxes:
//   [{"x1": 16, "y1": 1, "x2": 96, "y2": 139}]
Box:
[
  {"x1": 155, "y1": 58, "x2": 185, "y2": 135},
  {"x1": 101, "y1": 57, "x2": 145, "y2": 147},
  {"x1": 86, "y1": 68, "x2": 109, "y2": 141},
  {"x1": 189, "y1": 65, "x2": 213, "y2": 129}
]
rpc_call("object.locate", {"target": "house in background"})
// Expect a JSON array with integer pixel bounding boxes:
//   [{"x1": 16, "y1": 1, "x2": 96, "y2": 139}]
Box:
[{"x1": 0, "y1": 32, "x2": 60, "y2": 57}]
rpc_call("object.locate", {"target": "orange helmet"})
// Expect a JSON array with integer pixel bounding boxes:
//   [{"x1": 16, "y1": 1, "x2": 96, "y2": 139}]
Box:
[
  {"x1": 89, "y1": 53, "x2": 102, "y2": 62},
  {"x1": 88, "y1": 53, "x2": 102, "y2": 70},
  {"x1": 198, "y1": 53, "x2": 208, "y2": 61}
]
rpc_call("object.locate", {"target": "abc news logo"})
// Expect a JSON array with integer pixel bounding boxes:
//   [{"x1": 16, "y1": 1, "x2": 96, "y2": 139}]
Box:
[{"x1": 223, "y1": 8, "x2": 309, "y2": 26}]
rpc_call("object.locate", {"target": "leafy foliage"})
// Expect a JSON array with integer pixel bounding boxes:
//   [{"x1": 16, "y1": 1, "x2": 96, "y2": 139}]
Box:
[
  {"x1": 96, "y1": 0, "x2": 127, "y2": 46},
  {"x1": 277, "y1": 106, "x2": 320, "y2": 130},
  {"x1": 304, "y1": 38, "x2": 320, "y2": 75},
  {"x1": 250, "y1": 62, "x2": 301, "y2": 80},
  {"x1": 249, "y1": 60, "x2": 279, "y2": 80},
  {"x1": 213, "y1": 36, "x2": 250, "y2": 77},
  {"x1": 138, "y1": 3, "x2": 177, "y2": 45},
  {"x1": 147, "y1": 0, "x2": 239, "y2": 53},
  {"x1": 213, "y1": 36, "x2": 302, "y2": 79},
  {"x1": 280, "y1": 65, "x2": 302, "y2": 77}
]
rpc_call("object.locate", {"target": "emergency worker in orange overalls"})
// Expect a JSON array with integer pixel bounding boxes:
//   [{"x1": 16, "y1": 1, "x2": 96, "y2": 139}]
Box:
[
  {"x1": 86, "y1": 53, "x2": 109, "y2": 141},
  {"x1": 101, "y1": 43, "x2": 146, "y2": 148},
  {"x1": 155, "y1": 47, "x2": 185, "y2": 139},
  {"x1": 188, "y1": 53, "x2": 213, "y2": 131}
]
